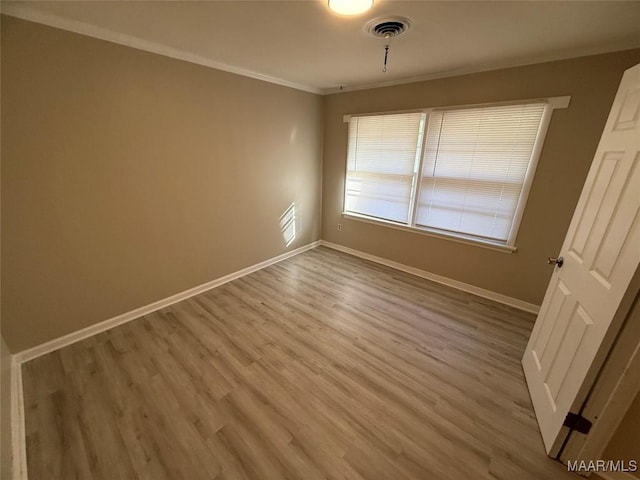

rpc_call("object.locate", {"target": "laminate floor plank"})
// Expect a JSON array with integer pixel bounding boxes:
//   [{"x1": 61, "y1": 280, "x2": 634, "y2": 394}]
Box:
[{"x1": 23, "y1": 246, "x2": 579, "y2": 479}]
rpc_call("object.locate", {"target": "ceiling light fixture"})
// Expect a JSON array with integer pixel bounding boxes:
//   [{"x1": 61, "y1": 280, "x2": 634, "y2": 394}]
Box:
[{"x1": 328, "y1": 0, "x2": 373, "y2": 16}]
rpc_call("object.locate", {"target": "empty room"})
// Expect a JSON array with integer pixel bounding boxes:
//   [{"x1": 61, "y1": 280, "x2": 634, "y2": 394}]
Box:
[{"x1": 1, "y1": 1, "x2": 640, "y2": 479}]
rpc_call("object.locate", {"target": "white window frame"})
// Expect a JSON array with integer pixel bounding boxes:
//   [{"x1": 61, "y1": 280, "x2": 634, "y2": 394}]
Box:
[{"x1": 341, "y1": 96, "x2": 571, "y2": 253}]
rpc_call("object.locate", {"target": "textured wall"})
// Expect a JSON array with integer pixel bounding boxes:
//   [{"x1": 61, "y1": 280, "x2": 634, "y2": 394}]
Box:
[{"x1": 1, "y1": 17, "x2": 323, "y2": 351}]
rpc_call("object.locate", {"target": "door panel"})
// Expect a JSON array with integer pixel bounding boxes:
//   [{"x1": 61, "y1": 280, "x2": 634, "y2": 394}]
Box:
[
  {"x1": 569, "y1": 152, "x2": 620, "y2": 261},
  {"x1": 523, "y1": 64, "x2": 640, "y2": 454}
]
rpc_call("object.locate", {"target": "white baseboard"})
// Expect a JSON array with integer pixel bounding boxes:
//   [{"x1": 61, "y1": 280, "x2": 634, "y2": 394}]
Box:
[
  {"x1": 319, "y1": 240, "x2": 540, "y2": 315},
  {"x1": 8, "y1": 237, "x2": 537, "y2": 480},
  {"x1": 9, "y1": 240, "x2": 320, "y2": 480},
  {"x1": 13, "y1": 241, "x2": 321, "y2": 365},
  {"x1": 10, "y1": 357, "x2": 27, "y2": 480}
]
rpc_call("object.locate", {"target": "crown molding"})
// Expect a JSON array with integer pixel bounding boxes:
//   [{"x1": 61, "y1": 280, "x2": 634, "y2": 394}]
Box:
[
  {"x1": 321, "y1": 46, "x2": 640, "y2": 95},
  {"x1": 3, "y1": 3, "x2": 638, "y2": 97},
  {"x1": 0, "y1": 3, "x2": 323, "y2": 95}
]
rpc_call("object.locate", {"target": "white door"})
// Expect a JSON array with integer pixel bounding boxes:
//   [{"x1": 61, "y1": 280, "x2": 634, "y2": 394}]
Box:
[{"x1": 522, "y1": 63, "x2": 640, "y2": 454}]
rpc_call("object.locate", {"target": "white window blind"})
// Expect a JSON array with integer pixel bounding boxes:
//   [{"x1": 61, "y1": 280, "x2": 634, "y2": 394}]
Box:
[
  {"x1": 345, "y1": 112, "x2": 425, "y2": 223},
  {"x1": 343, "y1": 99, "x2": 558, "y2": 248},
  {"x1": 416, "y1": 103, "x2": 546, "y2": 242}
]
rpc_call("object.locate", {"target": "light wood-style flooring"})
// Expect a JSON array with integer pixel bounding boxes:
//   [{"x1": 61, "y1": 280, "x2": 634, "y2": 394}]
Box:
[{"x1": 23, "y1": 246, "x2": 580, "y2": 479}]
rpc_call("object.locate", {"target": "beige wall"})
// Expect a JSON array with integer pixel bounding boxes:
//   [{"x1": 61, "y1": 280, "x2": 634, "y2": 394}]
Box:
[
  {"x1": 1, "y1": 17, "x2": 323, "y2": 352},
  {"x1": 2, "y1": 15, "x2": 640, "y2": 351},
  {"x1": 322, "y1": 50, "x2": 640, "y2": 306},
  {"x1": 603, "y1": 390, "x2": 640, "y2": 476},
  {"x1": 0, "y1": 336, "x2": 12, "y2": 480}
]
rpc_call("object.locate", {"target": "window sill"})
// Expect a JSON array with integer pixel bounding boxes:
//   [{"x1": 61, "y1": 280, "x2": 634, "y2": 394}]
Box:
[{"x1": 341, "y1": 212, "x2": 517, "y2": 254}]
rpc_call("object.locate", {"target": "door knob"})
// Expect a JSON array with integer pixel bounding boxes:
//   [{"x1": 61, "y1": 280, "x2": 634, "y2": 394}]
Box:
[{"x1": 547, "y1": 256, "x2": 564, "y2": 268}]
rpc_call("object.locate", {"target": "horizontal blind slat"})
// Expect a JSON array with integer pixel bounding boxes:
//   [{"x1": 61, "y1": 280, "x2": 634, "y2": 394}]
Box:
[
  {"x1": 417, "y1": 103, "x2": 545, "y2": 241},
  {"x1": 346, "y1": 112, "x2": 424, "y2": 223}
]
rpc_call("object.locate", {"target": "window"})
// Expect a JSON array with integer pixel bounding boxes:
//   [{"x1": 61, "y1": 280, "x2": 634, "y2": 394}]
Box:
[{"x1": 343, "y1": 98, "x2": 569, "y2": 250}]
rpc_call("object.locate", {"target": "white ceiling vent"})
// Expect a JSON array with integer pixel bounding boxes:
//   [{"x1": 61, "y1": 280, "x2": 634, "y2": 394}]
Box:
[{"x1": 366, "y1": 17, "x2": 411, "y2": 40}]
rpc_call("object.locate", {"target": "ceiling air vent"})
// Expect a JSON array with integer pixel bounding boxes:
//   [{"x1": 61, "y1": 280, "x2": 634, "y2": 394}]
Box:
[{"x1": 366, "y1": 17, "x2": 411, "y2": 39}]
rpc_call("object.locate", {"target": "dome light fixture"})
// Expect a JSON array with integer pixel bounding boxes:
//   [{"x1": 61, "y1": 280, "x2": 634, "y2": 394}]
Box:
[{"x1": 328, "y1": 0, "x2": 373, "y2": 16}]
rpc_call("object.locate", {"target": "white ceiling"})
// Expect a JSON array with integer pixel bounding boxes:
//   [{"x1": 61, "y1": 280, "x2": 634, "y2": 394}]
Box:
[{"x1": 3, "y1": 1, "x2": 640, "y2": 94}]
